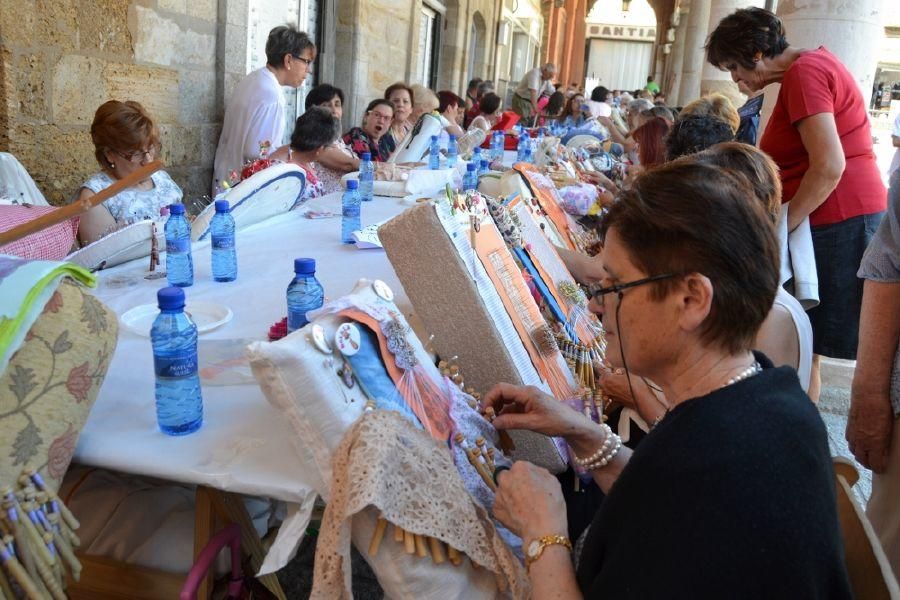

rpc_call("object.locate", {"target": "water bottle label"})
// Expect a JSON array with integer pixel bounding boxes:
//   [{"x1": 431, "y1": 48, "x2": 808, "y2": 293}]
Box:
[
  {"x1": 168, "y1": 238, "x2": 190, "y2": 253},
  {"x1": 154, "y1": 351, "x2": 198, "y2": 378},
  {"x1": 288, "y1": 310, "x2": 309, "y2": 331},
  {"x1": 343, "y1": 205, "x2": 360, "y2": 218},
  {"x1": 211, "y1": 235, "x2": 234, "y2": 250}
]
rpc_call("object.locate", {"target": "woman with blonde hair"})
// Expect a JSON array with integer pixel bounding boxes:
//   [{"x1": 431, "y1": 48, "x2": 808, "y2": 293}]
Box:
[{"x1": 679, "y1": 93, "x2": 740, "y2": 134}]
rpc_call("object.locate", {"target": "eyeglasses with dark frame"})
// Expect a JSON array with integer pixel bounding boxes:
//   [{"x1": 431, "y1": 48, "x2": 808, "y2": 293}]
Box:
[
  {"x1": 292, "y1": 54, "x2": 314, "y2": 66},
  {"x1": 116, "y1": 145, "x2": 159, "y2": 164},
  {"x1": 591, "y1": 273, "x2": 677, "y2": 301}
]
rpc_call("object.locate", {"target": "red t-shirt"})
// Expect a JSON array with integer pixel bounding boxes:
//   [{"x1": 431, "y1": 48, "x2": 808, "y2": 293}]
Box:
[{"x1": 760, "y1": 47, "x2": 886, "y2": 226}]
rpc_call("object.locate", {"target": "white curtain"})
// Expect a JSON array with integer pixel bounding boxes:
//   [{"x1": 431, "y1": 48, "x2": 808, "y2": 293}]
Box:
[{"x1": 585, "y1": 39, "x2": 653, "y2": 92}]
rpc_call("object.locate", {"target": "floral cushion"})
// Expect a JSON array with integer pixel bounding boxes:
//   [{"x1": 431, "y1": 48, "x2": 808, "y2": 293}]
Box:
[{"x1": 0, "y1": 280, "x2": 117, "y2": 491}]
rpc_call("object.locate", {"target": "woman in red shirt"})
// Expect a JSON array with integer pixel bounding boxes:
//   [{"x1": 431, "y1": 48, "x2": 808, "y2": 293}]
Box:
[{"x1": 707, "y1": 8, "x2": 886, "y2": 398}]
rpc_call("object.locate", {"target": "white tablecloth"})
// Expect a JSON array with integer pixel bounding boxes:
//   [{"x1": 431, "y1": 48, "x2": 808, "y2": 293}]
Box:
[{"x1": 75, "y1": 192, "x2": 415, "y2": 505}]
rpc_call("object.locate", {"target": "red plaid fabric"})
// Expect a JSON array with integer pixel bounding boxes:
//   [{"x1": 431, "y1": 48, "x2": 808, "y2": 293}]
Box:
[{"x1": 0, "y1": 205, "x2": 80, "y2": 260}]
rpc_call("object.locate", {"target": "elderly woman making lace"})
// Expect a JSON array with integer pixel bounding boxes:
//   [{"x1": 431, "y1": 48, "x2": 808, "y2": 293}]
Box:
[
  {"x1": 268, "y1": 107, "x2": 341, "y2": 200},
  {"x1": 485, "y1": 161, "x2": 849, "y2": 598},
  {"x1": 74, "y1": 100, "x2": 181, "y2": 245}
]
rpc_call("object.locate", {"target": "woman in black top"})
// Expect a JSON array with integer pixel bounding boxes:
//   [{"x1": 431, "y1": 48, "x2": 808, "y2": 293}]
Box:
[{"x1": 485, "y1": 161, "x2": 851, "y2": 598}]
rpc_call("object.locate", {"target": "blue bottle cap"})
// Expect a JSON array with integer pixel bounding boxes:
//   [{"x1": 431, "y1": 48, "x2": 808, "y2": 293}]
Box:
[
  {"x1": 214, "y1": 200, "x2": 230, "y2": 213},
  {"x1": 169, "y1": 203, "x2": 185, "y2": 215},
  {"x1": 157, "y1": 287, "x2": 185, "y2": 310},
  {"x1": 467, "y1": 163, "x2": 477, "y2": 171},
  {"x1": 481, "y1": 159, "x2": 488, "y2": 166},
  {"x1": 361, "y1": 152, "x2": 371, "y2": 161},
  {"x1": 449, "y1": 134, "x2": 457, "y2": 141},
  {"x1": 294, "y1": 257, "x2": 316, "y2": 274},
  {"x1": 431, "y1": 135, "x2": 438, "y2": 141},
  {"x1": 347, "y1": 180, "x2": 358, "y2": 189}
]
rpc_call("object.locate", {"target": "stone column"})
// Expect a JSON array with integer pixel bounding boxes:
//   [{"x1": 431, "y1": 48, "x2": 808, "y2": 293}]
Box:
[
  {"x1": 759, "y1": 0, "x2": 886, "y2": 135},
  {"x1": 676, "y1": 0, "x2": 710, "y2": 106},
  {"x1": 665, "y1": 0, "x2": 690, "y2": 102},
  {"x1": 700, "y1": 1, "x2": 764, "y2": 107}
]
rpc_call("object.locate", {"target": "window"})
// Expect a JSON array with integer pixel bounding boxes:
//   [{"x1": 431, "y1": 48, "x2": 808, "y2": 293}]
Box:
[{"x1": 418, "y1": 6, "x2": 440, "y2": 88}]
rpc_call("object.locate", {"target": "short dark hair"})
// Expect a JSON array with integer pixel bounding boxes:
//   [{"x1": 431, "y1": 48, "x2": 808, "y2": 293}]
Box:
[
  {"x1": 365, "y1": 98, "x2": 394, "y2": 115},
  {"x1": 467, "y1": 78, "x2": 483, "y2": 91},
  {"x1": 437, "y1": 90, "x2": 464, "y2": 113},
  {"x1": 693, "y1": 142, "x2": 782, "y2": 222},
  {"x1": 478, "y1": 92, "x2": 502, "y2": 115},
  {"x1": 305, "y1": 84, "x2": 344, "y2": 111},
  {"x1": 545, "y1": 91, "x2": 566, "y2": 117},
  {"x1": 289, "y1": 107, "x2": 340, "y2": 152},
  {"x1": 265, "y1": 26, "x2": 315, "y2": 68},
  {"x1": 600, "y1": 161, "x2": 779, "y2": 354},
  {"x1": 665, "y1": 115, "x2": 735, "y2": 161},
  {"x1": 591, "y1": 86, "x2": 609, "y2": 103},
  {"x1": 706, "y1": 7, "x2": 789, "y2": 70},
  {"x1": 384, "y1": 82, "x2": 415, "y2": 106}
]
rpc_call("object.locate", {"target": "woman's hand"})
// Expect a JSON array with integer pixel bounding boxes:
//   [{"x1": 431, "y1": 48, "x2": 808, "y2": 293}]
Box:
[
  {"x1": 483, "y1": 383, "x2": 593, "y2": 439},
  {"x1": 847, "y1": 391, "x2": 893, "y2": 473},
  {"x1": 597, "y1": 369, "x2": 635, "y2": 408},
  {"x1": 493, "y1": 461, "x2": 568, "y2": 541}
]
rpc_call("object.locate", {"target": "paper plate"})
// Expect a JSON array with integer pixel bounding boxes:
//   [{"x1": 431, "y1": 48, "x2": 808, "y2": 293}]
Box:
[{"x1": 120, "y1": 301, "x2": 233, "y2": 337}]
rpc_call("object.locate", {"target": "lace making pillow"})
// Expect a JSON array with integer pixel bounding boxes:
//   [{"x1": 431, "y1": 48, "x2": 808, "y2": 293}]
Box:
[
  {"x1": 0, "y1": 281, "x2": 117, "y2": 490},
  {"x1": 248, "y1": 279, "x2": 515, "y2": 599}
]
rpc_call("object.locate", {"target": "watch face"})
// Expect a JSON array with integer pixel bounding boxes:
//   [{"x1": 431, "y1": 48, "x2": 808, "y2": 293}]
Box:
[{"x1": 527, "y1": 540, "x2": 541, "y2": 558}]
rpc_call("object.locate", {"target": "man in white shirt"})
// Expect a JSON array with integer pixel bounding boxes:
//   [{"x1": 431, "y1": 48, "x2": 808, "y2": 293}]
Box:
[
  {"x1": 212, "y1": 26, "x2": 315, "y2": 194},
  {"x1": 512, "y1": 63, "x2": 556, "y2": 124}
]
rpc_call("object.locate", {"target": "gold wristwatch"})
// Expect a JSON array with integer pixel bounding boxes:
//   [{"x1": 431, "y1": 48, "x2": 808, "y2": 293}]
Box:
[{"x1": 525, "y1": 534, "x2": 572, "y2": 571}]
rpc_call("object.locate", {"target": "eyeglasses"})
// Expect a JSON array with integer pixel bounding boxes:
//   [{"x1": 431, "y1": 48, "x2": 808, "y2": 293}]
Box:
[
  {"x1": 292, "y1": 55, "x2": 314, "y2": 66},
  {"x1": 116, "y1": 146, "x2": 158, "y2": 163},
  {"x1": 591, "y1": 273, "x2": 676, "y2": 302},
  {"x1": 367, "y1": 111, "x2": 393, "y2": 122}
]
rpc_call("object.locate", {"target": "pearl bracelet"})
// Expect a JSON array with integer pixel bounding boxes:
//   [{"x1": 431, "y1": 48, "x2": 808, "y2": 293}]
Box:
[{"x1": 571, "y1": 424, "x2": 622, "y2": 470}]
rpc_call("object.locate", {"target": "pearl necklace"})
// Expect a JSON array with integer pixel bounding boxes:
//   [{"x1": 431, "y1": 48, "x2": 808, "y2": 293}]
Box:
[
  {"x1": 721, "y1": 361, "x2": 762, "y2": 389},
  {"x1": 650, "y1": 361, "x2": 762, "y2": 432}
]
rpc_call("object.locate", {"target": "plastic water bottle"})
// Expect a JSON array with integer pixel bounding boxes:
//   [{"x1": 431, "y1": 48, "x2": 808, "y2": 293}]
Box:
[
  {"x1": 471, "y1": 145, "x2": 482, "y2": 166},
  {"x1": 286, "y1": 258, "x2": 324, "y2": 332},
  {"x1": 446, "y1": 135, "x2": 458, "y2": 168},
  {"x1": 209, "y1": 200, "x2": 237, "y2": 282},
  {"x1": 428, "y1": 135, "x2": 441, "y2": 170},
  {"x1": 479, "y1": 158, "x2": 489, "y2": 176},
  {"x1": 165, "y1": 203, "x2": 193, "y2": 287},
  {"x1": 463, "y1": 163, "x2": 478, "y2": 191},
  {"x1": 359, "y1": 152, "x2": 374, "y2": 202},
  {"x1": 342, "y1": 180, "x2": 361, "y2": 244},
  {"x1": 151, "y1": 287, "x2": 202, "y2": 436},
  {"x1": 491, "y1": 131, "x2": 505, "y2": 163},
  {"x1": 517, "y1": 130, "x2": 531, "y2": 162},
  {"x1": 524, "y1": 146, "x2": 533, "y2": 164}
]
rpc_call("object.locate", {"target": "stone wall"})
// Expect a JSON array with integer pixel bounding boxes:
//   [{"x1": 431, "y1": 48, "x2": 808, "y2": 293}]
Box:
[{"x1": 0, "y1": 0, "x2": 223, "y2": 205}]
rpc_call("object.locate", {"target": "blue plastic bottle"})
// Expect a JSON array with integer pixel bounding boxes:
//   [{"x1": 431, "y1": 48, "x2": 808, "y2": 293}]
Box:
[
  {"x1": 151, "y1": 287, "x2": 203, "y2": 436},
  {"x1": 471, "y1": 145, "x2": 482, "y2": 166},
  {"x1": 209, "y1": 200, "x2": 237, "y2": 282},
  {"x1": 359, "y1": 152, "x2": 374, "y2": 202},
  {"x1": 286, "y1": 258, "x2": 325, "y2": 332},
  {"x1": 446, "y1": 135, "x2": 458, "y2": 168},
  {"x1": 479, "y1": 158, "x2": 489, "y2": 176},
  {"x1": 164, "y1": 203, "x2": 193, "y2": 287},
  {"x1": 463, "y1": 163, "x2": 478, "y2": 191},
  {"x1": 428, "y1": 135, "x2": 441, "y2": 170},
  {"x1": 517, "y1": 130, "x2": 531, "y2": 162},
  {"x1": 491, "y1": 131, "x2": 505, "y2": 163},
  {"x1": 342, "y1": 180, "x2": 361, "y2": 244}
]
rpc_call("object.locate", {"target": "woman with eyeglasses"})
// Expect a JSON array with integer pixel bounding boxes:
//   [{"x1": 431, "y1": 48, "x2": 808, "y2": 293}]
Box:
[
  {"x1": 342, "y1": 99, "x2": 394, "y2": 162},
  {"x1": 484, "y1": 161, "x2": 850, "y2": 598},
  {"x1": 73, "y1": 100, "x2": 182, "y2": 245}
]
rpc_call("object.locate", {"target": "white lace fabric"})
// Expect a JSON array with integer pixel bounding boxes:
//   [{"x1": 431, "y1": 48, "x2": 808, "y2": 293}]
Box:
[{"x1": 312, "y1": 410, "x2": 530, "y2": 599}]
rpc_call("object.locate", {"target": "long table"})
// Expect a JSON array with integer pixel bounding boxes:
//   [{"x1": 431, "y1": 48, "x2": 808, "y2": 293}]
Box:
[{"x1": 73, "y1": 191, "x2": 418, "y2": 584}]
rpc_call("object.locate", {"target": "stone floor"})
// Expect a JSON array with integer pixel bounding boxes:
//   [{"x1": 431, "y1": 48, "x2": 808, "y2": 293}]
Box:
[{"x1": 275, "y1": 358, "x2": 868, "y2": 598}]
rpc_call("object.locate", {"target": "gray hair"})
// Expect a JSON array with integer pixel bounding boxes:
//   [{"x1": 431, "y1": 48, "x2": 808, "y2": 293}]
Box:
[
  {"x1": 543, "y1": 63, "x2": 557, "y2": 74},
  {"x1": 266, "y1": 25, "x2": 315, "y2": 68},
  {"x1": 289, "y1": 106, "x2": 339, "y2": 152},
  {"x1": 476, "y1": 80, "x2": 495, "y2": 97},
  {"x1": 628, "y1": 98, "x2": 654, "y2": 114}
]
